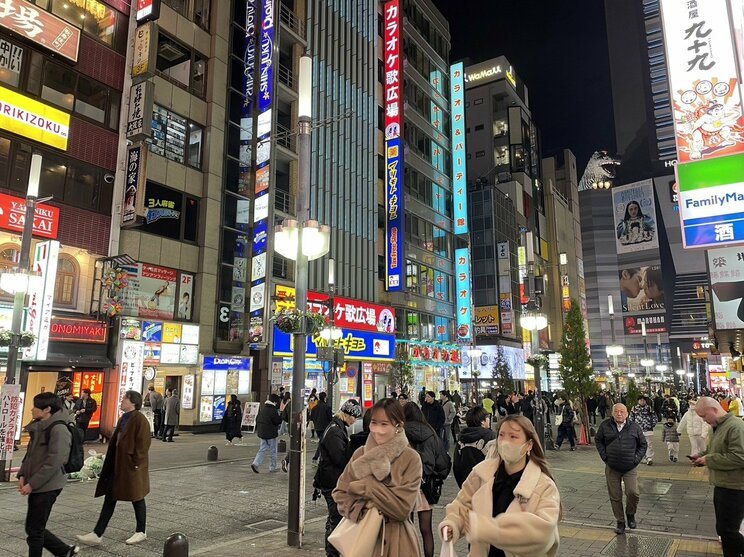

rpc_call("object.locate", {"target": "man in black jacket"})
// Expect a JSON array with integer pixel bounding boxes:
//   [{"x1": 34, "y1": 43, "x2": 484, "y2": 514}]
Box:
[
  {"x1": 251, "y1": 394, "x2": 283, "y2": 473},
  {"x1": 595, "y1": 403, "x2": 648, "y2": 535},
  {"x1": 422, "y1": 391, "x2": 445, "y2": 436},
  {"x1": 74, "y1": 389, "x2": 97, "y2": 440},
  {"x1": 314, "y1": 400, "x2": 361, "y2": 557},
  {"x1": 310, "y1": 392, "x2": 334, "y2": 463}
]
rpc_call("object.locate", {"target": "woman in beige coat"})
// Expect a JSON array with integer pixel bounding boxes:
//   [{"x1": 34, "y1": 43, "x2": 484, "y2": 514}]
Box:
[
  {"x1": 439, "y1": 415, "x2": 560, "y2": 557},
  {"x1": 333, "y1": 398, "x2": 423, "y2": 557}
]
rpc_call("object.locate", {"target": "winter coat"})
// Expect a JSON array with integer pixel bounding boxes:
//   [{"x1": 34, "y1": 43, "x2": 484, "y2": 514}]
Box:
[
  {"x1": 597, "y1": 396, "x2": 608, "y2": 411},
  {"x1": 557, "y1": 404, "x2": 574, "y2": 427},
  {"x1": 314, "y1": 417, "x2": 351, "y2": 489},
  {"x1": 18, "y1": 412, "x2": 72, "y2": 493},
  {"x1": 333, "y1": 431, "x2": 423, "y2": 557},
  {"x1": 404, "y1": 421, "x2": 451, "y2": 479},
  {"x1": 729, "y1": 397, "x2": 743, "y2": 418},
  {"x1": 661, "y1": 423, "x2": 681, "y2": 443},
  {"x1": 74, "y1": 396, "x2": 97, "y2": 427},
  {"x1": 422, "y1": 400, "x2": 445, "y2": 433},
  {"x1": 442, "y1": 400, "x2": 457, "y2": 426},
  {"x1": 453, "y1": 426, "x2": 497, "y2": 487},
  {"x1": 677, "y1": 407, "x2": 711, "y2": 438},
  {"x1": 145, "y1": 390, "x2": 164, "y2": 412},
  {"x1": 255, "y1": 400, "x2": 283, "y2": 439},
  {"x1": 630, "y1": 403, "x2": 657, "y2": 432},
  {"x1": 587, "y1": 397, "x2": 598, "y2": 413},
  {"x1": 661, "y1": 398, "x2": 679, "y2": 419},
  {"x1": 440, "y1": 457, "x2": 561, "y2": 557},
  {"x1": 310, "y1": 400, "x2": 333, "y2": 433},
  {"x1": 221, "y1": 401, "x2": 243, "y2": 439},
  {"x1": 346, "y1": 429, "x2": 370, "y2": 460},
  {"x1": 164, "y1": 395, "x2": 180, "y2": 426},
  {"x1": 595, "y1": 419, "x2": 647, "y2": 473},
  {"x1": 521, "y1": 395, "x2": 535, "y2": 417},
  {"x1": 701, "y1": 413, "x2": 744, "y2": 490},
  {"x1": 95, "y1": 411, "x2": 151, "y2": 501}
]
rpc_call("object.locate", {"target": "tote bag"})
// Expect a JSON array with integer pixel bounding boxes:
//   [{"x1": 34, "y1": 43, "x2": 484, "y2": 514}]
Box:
[{"x1": 328, "y1": 507, "x2": 384, "y2": 557}]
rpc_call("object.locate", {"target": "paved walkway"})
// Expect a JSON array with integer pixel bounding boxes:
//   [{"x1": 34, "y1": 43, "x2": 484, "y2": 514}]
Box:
[{"x1": 0, "y1": 426, "x2": 724, "y2": 556}]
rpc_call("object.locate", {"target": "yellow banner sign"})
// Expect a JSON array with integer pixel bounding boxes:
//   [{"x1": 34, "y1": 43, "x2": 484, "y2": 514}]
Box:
[{"x1": 0, "y1": 85, "x2": 70, "y2": 150}]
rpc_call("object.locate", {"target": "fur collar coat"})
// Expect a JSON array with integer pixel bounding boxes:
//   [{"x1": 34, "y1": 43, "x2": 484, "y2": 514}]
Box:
[
  {"x1": 333, "y1": 431, "x2": 422, "y2": 557},
  {"x1": 439, "y1": 457, "x2": 560, "y2": 557}
]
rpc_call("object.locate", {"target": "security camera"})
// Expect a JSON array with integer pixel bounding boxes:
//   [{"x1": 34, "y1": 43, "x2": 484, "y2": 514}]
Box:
[{"x1": 103, "y1": 174, "x2": 115, "y2": 184}]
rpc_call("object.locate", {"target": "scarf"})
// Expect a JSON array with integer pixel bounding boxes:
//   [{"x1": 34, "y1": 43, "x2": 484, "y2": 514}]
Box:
[{"x1": 351, "y1": 430, "x2": 410, "y2": 481}]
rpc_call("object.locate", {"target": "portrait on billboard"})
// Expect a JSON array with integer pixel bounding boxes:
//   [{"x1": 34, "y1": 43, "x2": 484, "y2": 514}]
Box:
[
  {"x1": 619, "y1": 265, "x2": 665, "y2": 313},
  {"x1": 707, "y1": 246, "x2": 744, "y2": 330},
  {"x1": 612, "y1": 180, "x2": 659, "y2": 254}
]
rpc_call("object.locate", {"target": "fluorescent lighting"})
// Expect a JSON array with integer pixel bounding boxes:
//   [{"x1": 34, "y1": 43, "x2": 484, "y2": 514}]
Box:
[
  {"x1": 298, "y1": 55, "x2": 312, "y2": 119},
  {"x1": 28, "y1": 154, "x2": 42, "y2": 198}
]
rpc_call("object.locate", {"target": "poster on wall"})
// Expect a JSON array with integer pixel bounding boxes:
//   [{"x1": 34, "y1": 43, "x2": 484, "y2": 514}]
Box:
[
  {"x1": 619, "y1": 264, "x2": 665, "y2": 313},
  {"x1": 182, "y1": 374, "x2": 195, "y2": 409},
  {"x1": 707, "y1": 246, "x2": 744, "y2": 329},
  {"x1": 212, "y1": 395, "x2": 226, "y2": 421},
  {"x1": 177, "y1": 272, "x2": 194, "y2": 320},
  {"x1": 179, "y1": 345, "x2": 199, "y2": 364},
  {"x1": 120, "y1": 263, "x2": 178, "y2": 319},
  {"x1": 199, "y1": 396, "x2": 214, "y2": 422},
  {"x1": 119, "y1": 341, "x2": 145, "y2": 405},
  {"x1": 160, "y1": 343, "x2": 179, "y2": 364},
  {"x1": 23, "y1": 240, "x2": 59, "y2": 361},
  {"x1": 214, "y1": 371, "x2": 227, "y2": 396},
  {"x1": 612, "y1": 180, "x2": 659, "y2": 254},
  {"x1": 201, "y1": 370, "x2": 215, "y2": 396}
]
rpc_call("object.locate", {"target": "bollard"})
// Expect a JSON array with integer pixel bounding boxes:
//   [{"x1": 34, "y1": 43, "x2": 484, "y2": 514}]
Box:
[
  {"x1": 163, "y1": 533, "x2": 188, "y2": 557},
  {"x1": 207, "y1": 445, "x2": 218, "y2": 461},
  {"x1": 278, "y1": 439, "x2": 287, "y2": 453}
]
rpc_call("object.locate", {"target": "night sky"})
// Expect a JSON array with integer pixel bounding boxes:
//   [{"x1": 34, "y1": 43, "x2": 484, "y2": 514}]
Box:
[{"x1": 431, "y1": 0, "x2": 617, "y2": 172}]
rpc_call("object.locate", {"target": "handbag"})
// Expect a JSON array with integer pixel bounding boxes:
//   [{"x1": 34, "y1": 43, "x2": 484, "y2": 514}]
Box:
[
  {"x1": 555, "y1": 413, "x2": 563, "y2": 426},
  {"x1": 328, "y1": 507, "x2": 384, "y2": 557},
  {"x1": 422, "y1": 475, "x2": 444, "y2": 504},
  {"x1": 440, "y1": 539, "x2": 458, "y2": 557}
]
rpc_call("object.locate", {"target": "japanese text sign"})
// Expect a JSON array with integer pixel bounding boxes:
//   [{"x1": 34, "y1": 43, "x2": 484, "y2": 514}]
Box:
[
  {"x1": 383, "y1": 0, "x2": 402, "y2": 141},
  {"x1": 121, "y1": 143, "x2": 148, "y2": 227},
  {"x1": 0, "y1": 192, "x2": 59, "y2": 238},
  {"x1": 50, "y1": 317, "x2": 107, "y2": 344},
  {"x1": 707, "y1": 246, "x2": 744, "y2": 329},
  {"x1": 0, "y1": 0, "x2": 80, "y2": 62},
  {"x1": 23, "y1": 240, "x2": 59, "y2": 361},
  {"x1": 455, "y1": 247, "x2": 473, "y2": 341},
  {"x1": 450, "y1": 62, "x2": 469, "y2": 235},
  {"x1": 474, "y1": 305, "x2": 500, "y2": 337},
  {"x1": 0, "y1": 384, "x2": 21, "y2": 462},
  {"x1": 273, "y1": 326, "x2": 396, "y2": 362}
]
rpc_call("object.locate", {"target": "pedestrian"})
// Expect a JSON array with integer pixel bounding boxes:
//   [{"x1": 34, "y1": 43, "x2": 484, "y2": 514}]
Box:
[
  {"x1": 587, "y1": 394, "x2": 598, "y2": 425},
  {"x1": 144, "y1": 385, "x2": 164, "y2": 439},
  {"x1": 73, "y1": 388, "x2": 97, "y2": 441},
  {"x1": 555, "y1": 397, "x2": 577, "y2": 451},
  {"x1": 482, "y1": 392, "x2": 495, "y2": 418},
  {"x1": 403, "y1": 402, "x2": 452, "y2": 557},
  {"x1": 439, "y1": 415, "x2": 561, "y2": 557},
  {"x1": 62, "y1": 393, "x2": 76, "y2": 421},
  {"x1": 451, "y1": 390, "x2": 463, "y2": 412},
  {"x1": 251, "y1": 393, "x2": 283, "y2": 473},
  {"x1": 595, "y1": 403, "x2": 647, "y2": 535},
  {"x1": 662, "y1": 394, "x2": 679, "y2": 421},
  {"x1": 307, "y1": 388, "x2": 318, "y2": 439},
  {"x1": 691, "y1": 396, "x2": 744, "y2": 556},
  {"x1": 653, "y1": 393, "x2": 664, "y2": 422},
  {"x1": 440, "y1": 390, "x2": 456, "y2": 453},
  {"x1": 313, "y1": 399, "x2": 362, "y2": 557},
  {"x1": 398, "y1": 392, "x2": 409, "y2": 404},
  {"x1": 311, "y1": 392, "x2": 334, "y2": 463},
  {"x1": 77, "y1": 390, "x2": 151, "y2": 546},
  {"x1": 18, "y1": 392, "x2": 79, "y2": 557},
  {"x1": 598, "y1": 392, "x2": 609, "y2": 420},
  {"x1": 162, "y1": 388, "x2": 180, "y2": 442},
  {"x1": 221, "y1": 394, "x2": 244, "y2": 446},
  {"x1": 630, "y1": 396, "x2": 657, "y2": 465},
  {"x1": 333, "y1": 398, "x2": 423, "y2": 557},
  {"x1": 421, "y1": 390, "x2": 445, "y2": 437},
  {"x1": 453, "y1": 405, "x2": 496, "y2": 488},
  {"x1": 419, "y1": 386, "x2": 427, "y2": 406},
  {"x1": 677, "y1": 399, "x2": 710, "y2": 456},
  {"x1": 521, "y1": 390, "x2": 536, "y2": 424},
  {"x1": 279, "y1": 392, "x2": 291, "y2": 437},
  {"x1": 662, "y1": 415, "x2": 680, "y2": 462}
]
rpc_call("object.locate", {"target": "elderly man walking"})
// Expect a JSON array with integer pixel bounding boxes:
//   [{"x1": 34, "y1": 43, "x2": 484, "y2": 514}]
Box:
[
  {"x1": 595, "y1": 403, "x2": 648, "y2": 535},
  {"x1": 691, "y1": 397, "x2": 744, "y2": 557}
]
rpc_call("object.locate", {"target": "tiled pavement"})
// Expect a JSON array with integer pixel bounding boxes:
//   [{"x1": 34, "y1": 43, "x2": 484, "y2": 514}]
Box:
[{"x1": 0, "y1": 425, "x2": 725, "y2": 556}]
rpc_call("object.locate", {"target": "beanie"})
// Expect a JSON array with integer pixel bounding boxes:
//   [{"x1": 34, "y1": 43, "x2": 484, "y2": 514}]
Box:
[{"x1": 340, "y1": 399, "x2": 362, "y2": 418}]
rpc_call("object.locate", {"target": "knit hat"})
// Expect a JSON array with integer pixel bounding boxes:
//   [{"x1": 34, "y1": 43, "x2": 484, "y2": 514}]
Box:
[{"x1": 340, "y1": 399, "x2": 362, "y2": 418}]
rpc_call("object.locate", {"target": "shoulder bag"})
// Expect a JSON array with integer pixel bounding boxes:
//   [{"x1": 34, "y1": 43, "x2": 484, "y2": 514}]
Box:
[{"x1": 329, "y1": 507, "x2": 384, "y2": 557}]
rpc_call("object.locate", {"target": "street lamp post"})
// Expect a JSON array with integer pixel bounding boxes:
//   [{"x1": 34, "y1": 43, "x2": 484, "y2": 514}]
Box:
[
  {"x1": 467, "y1": 348, "x2": 482, "y2": 405},
  {"x1": 606, "y1": 295, "x2": 624, "y2": 392},
  {"x1": 640, "y1": 322, "x2": 654, "y2": 393},
  {"x1": 319, "y1": 258, "x2": 342, "y2": 410}
]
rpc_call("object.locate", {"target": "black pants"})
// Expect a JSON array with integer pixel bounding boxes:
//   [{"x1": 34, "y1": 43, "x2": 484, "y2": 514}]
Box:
[
  {"x1": 153, "y1": 410, "x2": 163, "y2": 437},
  {"x1": 94, "y1": 493, "x2": 146, "y2": 536},
  {"x1": 556, "y1": 424, "x2": 576, "y2": 448},
  {"x1": 26, "y1": 489, "x2": 71, "y2": 557},
  {"x1": 313, "y1": 430, "x2": 325, "y2": 460},
  {"x1": 77, "y1": 422, "x2": 88, "y2": 441},
  {"x1": 322, "y1": 488, "x2": 341, "y2": 557},
  {"x1": 714, "y1": 486, "x2": 744, "y2": 557},
  {"x1": 599, "y1": 408, "x2": 607, "y2": 419},
  {"x1": 163, "y1": 424, "x2": 176, "y2": 441}
]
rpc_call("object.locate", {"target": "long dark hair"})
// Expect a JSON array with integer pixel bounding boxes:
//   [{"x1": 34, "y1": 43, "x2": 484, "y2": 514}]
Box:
[
  {"x1": 403, "y1": 401, "x2": 437, "y2": 436},
  {"x1": 623, "y1": 200, "x2": 644, "y2": 220}
]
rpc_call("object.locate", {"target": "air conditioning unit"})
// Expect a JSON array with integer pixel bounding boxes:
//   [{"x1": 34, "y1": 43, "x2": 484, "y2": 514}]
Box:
[{"x1": 158, "y1": 42, "x2": 187, "y2": 62}]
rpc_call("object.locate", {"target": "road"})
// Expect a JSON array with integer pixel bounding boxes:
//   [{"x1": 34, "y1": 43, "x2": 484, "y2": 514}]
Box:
[{"x1": 0, "y1": 426, "x2": 723, "y2": 556}]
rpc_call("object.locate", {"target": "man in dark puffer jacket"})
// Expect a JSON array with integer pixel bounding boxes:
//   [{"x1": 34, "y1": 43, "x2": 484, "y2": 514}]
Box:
[{"x1": 596, "y1": 403, "x2": 647, "y2": 536}]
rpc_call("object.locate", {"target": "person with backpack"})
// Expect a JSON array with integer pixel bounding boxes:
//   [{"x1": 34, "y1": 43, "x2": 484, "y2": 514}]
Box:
[
  {"x1": 77, "y1": 390, "x2": 151, "y2": 546},
  {"x1": 18, "y1": 392, "x2": 80, "y2": 557},
  {"x1": 453, "y1": 406, "x2": 497, "y2": 487},
  {"x1": 403, "y1": 402, "x2": 451, "y2": 557},
  {"x1": 310, "y1": 392, "x2": 333, "y2": 463}
]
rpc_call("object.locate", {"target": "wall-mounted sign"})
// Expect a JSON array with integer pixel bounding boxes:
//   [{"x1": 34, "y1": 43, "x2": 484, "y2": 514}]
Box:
[
  {"x1": 455, "y1": 247, "x2": 473, "y2": 341},
  {"x1": 450, "y1": 62, "x2": 468, "y2": 235},
  {"x1": 136, "y1": 0, "x2": 161, "y2": 23},
  {"x1": 0, "y1": 0, "x2": 80, "y2": 62},
  {"x1": 50, "y1": 317, "x2": 107, "y2": 344},
  {"x1": 182, "y1": 374, "x2": 194, "y2": 409},
  {"x1": 0, "y1": 192, "x2": 59, "y2": 239},
  {"x1": 119, "y1": 340, "x2": 145, "y2": 404},
  {"x1": 0, "y1": 85, "x2": 70, "y2": 151},
  {"x1": 132, "y1": 22, "x2": 156, "y2": 78},
  {"x1": 0, "y1": 38, "x2": 22, "y2": 76},
  {"x1": 612, "y1": 179, "x2": 659, "y2": 254},
  {"x1": 707, "y1": 246, "x2": 744, "y2": 329},
  {"x1": 406, "y1": 342, "x2": 462, "y2": 365},
  {"x1": 142, "y1": 321, "x2": 163, "y2": 342},
  {"x1": 273, "y1": 327, "x2": 396, "y2": 362},
  {"x1": 474, "y1": 306, "x2": 500, "y2": 337},
  {"x1": 126, "y1": 81, "x2": 154, "y2": 140},
  {"x1": 0, "y1": 384, "x2": 21, "y2": 462},
  {"x1": 120, "y1": 318, "x2": 142, "y2": 340},
  {"x1": 23, "y1": 240, "x2": 59, "y2": 361},
  {"x1": 119, "y1": 263, "x2": 178, "y2": 320},
  {"x1": 121, "y1": 143, "x2": 148, "y2": 228},
  {"x1": 623, "y1": 313, "x2": 667, "y2": 335}
]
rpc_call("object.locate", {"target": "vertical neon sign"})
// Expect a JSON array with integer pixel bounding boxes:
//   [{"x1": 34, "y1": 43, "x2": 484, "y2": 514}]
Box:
[
  {"x1": 450, "y1": 62, "x2": 468, "y2": 235},
  {"x1": 455, "y1": 247, "x2": 473, "y2": 341}
]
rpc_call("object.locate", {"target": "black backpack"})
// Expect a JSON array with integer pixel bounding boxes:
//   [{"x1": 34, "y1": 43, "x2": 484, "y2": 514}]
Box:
[
  {"x1": 453, "y1": 438, "x2": 488, "y2": 488},
  {"x1": 45, "y1": 421, "x2": 85, "y2": 474}
]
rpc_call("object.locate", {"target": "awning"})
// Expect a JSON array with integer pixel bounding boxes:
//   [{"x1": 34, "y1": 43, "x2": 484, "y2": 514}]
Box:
[{"x1": 26, "y1": 352, "x2": 113, "y2": 369}]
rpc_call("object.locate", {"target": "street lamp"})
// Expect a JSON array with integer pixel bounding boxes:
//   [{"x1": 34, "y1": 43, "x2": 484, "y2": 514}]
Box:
[
  {"x1": 521, "y1": 305, "x2": 548, "y2": 448},
  {"x1": 605, "y1": 295, "x2": 624, "y2": 391},
  {"x1": 640, "y1": 322, "x2": 654, "y2": 392},
  {"x1": 467, "y1": 348, "x2": 482, "y2": 404}
]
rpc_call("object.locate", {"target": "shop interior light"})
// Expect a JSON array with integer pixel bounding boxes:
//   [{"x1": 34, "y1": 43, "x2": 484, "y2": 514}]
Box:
[
  {"x1": 675, "y1": 369, "x2": 685, "y2": 376},
  {"x1": 640, "y1": 358, "x2": 655, "y2": 367},
  {"x1": 606, "y1": 344, "x2": 624, "y2": 357}
]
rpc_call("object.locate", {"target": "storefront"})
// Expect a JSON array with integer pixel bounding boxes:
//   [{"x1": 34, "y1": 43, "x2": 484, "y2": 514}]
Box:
[
  {"x1": 197, "y1": 356, "x2": 253, "y2": 425},
  {"x1": 401, "y1": 340, "x2": 463, "y2": 394}
]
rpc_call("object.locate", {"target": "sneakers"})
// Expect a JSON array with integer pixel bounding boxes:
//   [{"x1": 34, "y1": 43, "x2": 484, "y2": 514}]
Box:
[
  {"x1": 76, "y1": 532, "x2": 102, "y2": 545},
  {"x1": 226, "y1": 441, "x2": 233, "y2": 447},
  {"x1": 672, "y1": 456, "x2": 678, "y2": 463},
  {"x1": 64, "y1": 545, "x2": 80, "y2": 556},
  {"x1": 126, "y1": 532, "x2": 147, "y2": 545},
  {"x1": 626, "y1": 514, "x2": 637, "y2": 529},
  {"x1": 647, "y1": 459, "x2": 653, "y2": 466},
  {"x1": 251, "y1": 463, "x2": 259, "y2": 474},
  {"x1": 281, "y1": 459, "x2": 288, "y2": 473},
  {"x1": 269, "y1": 468, "x2": 280, "y2": 473},
  {"x1": 614, "y1": 521, "x2": 626, "y2": 535},
  {"x1": 570, "y1": 446, "x2": 577, "y2": 451}
]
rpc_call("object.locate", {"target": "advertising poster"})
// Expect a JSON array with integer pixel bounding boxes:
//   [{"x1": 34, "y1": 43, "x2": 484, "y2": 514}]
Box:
[
  {"x1": 619, "y1": 264, "x2": 665, "y2": 313},
  {"x1": 238, "y1": 369, "x2": 251, "y2": 394},
  {"x1": 120, "y1": 263, "x2": 178, "y2": 319},
  {"x1": 143, "y1": 342, "x2": 161, "y2": 364},
  {"x1": 612, "y1": 180, "x2": 659, "y2": 254},
  {"x1": 159, "y1": 343, "x2": 179, "y2": 364},
  {"x1": 201, "y1": 370, "x2": 215, "y2": 396},
  {"x1": 214, "y1": 371, "x2": 228, "y2": 396},
  {"x1": 23, "y1": 240, "x2": 59, "y2": 361},
  {"x1": 474, "y1": 306, "x2": 500, "y2": 337},
  {"x1": 142, "y1": 321, "x2": 163, "y2": 342},
  {"x1": 707, "y1": 246, "x2": 744, "y2": 329},
  {"x1": 162, "y1": 323, "x2": 182, "y2": 343},
  {"x1": 177, "y1": 273, "x2": 193, "y2": 320},
  {"x1": 182, "y1": 374, "x2": 195, "y2": 409},
  {"x1": 242, "y1": 402, "x2": 260, "y2": 428},
  {"x1": 212, "y1": 395, "x2": 226, "y2": 421},
  {"x1": 623, "y1": 313, "x2": 667, "y2": 335},
  {"x1": 179, "y1": 345, "x2": 199, "y2": 364},
  {"x1": 120, "y1": 318, "x2": 142, "y2": 340},
  {"x1": 119, "y1": 341, "x2": 144, "y2": 404},
  {"x1": 181, "y1": 324, "x2": 199, "y2": 344},
  {"x1": 0, "y1": 384, "x2": 21, "y2": 462},
  {"x1": 199, "y1": 396, "x2": 214, "y2": 423}
]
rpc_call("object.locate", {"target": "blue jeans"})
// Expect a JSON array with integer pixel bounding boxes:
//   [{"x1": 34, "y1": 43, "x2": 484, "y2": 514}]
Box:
[{"x1": 253, "y1": 437, "x2": 278, "y2": 471}]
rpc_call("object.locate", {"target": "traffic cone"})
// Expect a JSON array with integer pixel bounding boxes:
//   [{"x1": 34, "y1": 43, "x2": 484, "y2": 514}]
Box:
[{"x1": 579, "y1": 425, "x2": 589, "y2": 445}]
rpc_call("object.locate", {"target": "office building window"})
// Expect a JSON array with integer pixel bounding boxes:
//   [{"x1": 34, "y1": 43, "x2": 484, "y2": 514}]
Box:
[
  {"x1": 163, "y1": 0, "x2": 211, "y2": 29},
  {"x1": 0, "y1": 38, "x2": 23, "y2": 88},
  {"x1": 150, "y1": 105, "x2": 204, "y2": 169},
  {"x1": 156, "y1": 33, "x2": 208, "y2": 98},
  {"x1": 54, "y1": 255, "x2": 79, "y2": 308}
]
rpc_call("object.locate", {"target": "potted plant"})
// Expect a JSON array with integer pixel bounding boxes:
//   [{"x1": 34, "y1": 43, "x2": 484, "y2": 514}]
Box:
[{"x1": 0, "y1": 330, "x2": 36, "y2": 347}]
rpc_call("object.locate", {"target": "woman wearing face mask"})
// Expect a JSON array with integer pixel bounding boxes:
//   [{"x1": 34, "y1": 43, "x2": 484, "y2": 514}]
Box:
[
  {"x1": 439, "y1": 415, "x2": 561, "y2": 557},
  {"x1": 333, "y1": 398, "x2": 423, "y2": 557}
]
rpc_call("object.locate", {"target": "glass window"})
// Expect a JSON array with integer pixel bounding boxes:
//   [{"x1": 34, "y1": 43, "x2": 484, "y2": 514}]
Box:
[
  {"x1": 0, "y1": 39, "x2": 23, "y2": 88},
  {"x1": 39, "y1": 154, "x2": 67, "y2": 199},
  {"x1": 65, "y1": 162, "x2": 98, "y2": 210},
  {"x1": 41, "y1": 62, "x2": 75, "y2": 111},
  {"x1": 0, "y1": 244, "x2": 20, "y2": 298},
  {"x1": 0, "y1": 137, "x2": 10, "y2": 188},
  {"x1": 163, "y1": 0, "x2": 189, "y2": 17},
  {"x1": 187, "y1": 123, "x2": 203, "y2": 168},
  {"x1": 108, "y1": 91, "x2": 120, "y2": 131},
  {"x1": 191, "y1": 54, "x2": 206, "y2": 97},
  {"x1": 54, "y1": 255, "x2": 78, "y2": 308},
  {"x1": 75, "y1": 76, "x2": 107, "y2": 123},
  {"x1": 82, "y1": 1, "x2": 117, "y2": 46},
  {"x1": 184, "y1": 196, "x2": 199, "y2": 242},
  {"x1": 194, "y1": 0, "x2": 211, "y2": 30},
  {"x1": 157, "y1": 35, "x2": 191, "y2": 87},
  {"x1": 150, "y1": 105, "x2": 203, "y2": 169}
]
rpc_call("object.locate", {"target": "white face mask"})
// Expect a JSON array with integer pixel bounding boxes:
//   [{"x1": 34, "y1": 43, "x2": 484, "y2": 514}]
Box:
[{"x1": 497, "y1": 441, "x2": 529, "y2": 464}]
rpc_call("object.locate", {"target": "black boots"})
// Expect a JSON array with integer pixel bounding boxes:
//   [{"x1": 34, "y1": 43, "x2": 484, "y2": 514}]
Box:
[
  {"x1": 614, "y1": 521, "x2": 626, "y2": 535},
  {"x1": 627, "y1": 514, "x2": 637, "y2": 529}
]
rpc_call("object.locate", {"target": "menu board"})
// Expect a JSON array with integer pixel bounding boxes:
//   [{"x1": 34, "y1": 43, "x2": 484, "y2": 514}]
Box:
[
  {"x1": 199, "y1": 396, "x2": 214, "y2": 422},
  {"x1": 201, "y1": 370, "x2": 215, "y2": 396},
  {"x1": 214, "y1": 371, "x2": 227, "y2": 396}
]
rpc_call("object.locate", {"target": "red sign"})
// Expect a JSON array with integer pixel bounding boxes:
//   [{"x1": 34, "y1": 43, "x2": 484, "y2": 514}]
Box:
[
  {"x1": 136, "y1": 0, "x2": 161, "y2": 22},
  {"x1": 0, "y1": 192, "x2": 59, "y2": 239},
  {"x1": 0, "y1": 0, "x2": 81, "y2": 63},
  {"x1": 50, "y1": 317, "x2": 108, "y2": 344},
  {"x1": 383, "y1": 0, "x2": 402, "y2": 141},
  {"x1": 306, "y1": 293, "x2": 396, "y2": 333},
  {"x1": 623, "y1": 314, "x2": 667, "y2": 335},
  {"x1": 73, "y1": 371, "x2": 103, "y2": 428}
]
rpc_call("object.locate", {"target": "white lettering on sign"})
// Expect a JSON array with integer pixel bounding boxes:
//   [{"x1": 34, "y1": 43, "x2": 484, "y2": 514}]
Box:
[{"x1": 465, "y1": 65, "x2": 502, "y2": 83}]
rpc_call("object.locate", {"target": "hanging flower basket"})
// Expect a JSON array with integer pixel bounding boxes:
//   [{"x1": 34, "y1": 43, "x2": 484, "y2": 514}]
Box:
[
  {"x1": 526, "y1": 355, "x2": 548, "y2": 368},
  {"x1": 0, "y1": 330, "x2": 36, "y2": 347},
  {"x1": 272, "y1": 309, "x2": 328, "y2": 334}
]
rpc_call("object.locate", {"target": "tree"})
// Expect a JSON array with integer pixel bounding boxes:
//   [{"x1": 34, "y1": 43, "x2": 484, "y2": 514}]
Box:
[
  {"x1": 493, "y1": 347, "x2": 514, "y2": 394},
  {"x1": 625, "y1": 379, "x2": 642, "y2": 410},
  {"x1": 390, "y1": 343, "x2": 414, "y2": 395},
  {"x1": 559, "y1": 300, "x2": 595, "y2": 443}
]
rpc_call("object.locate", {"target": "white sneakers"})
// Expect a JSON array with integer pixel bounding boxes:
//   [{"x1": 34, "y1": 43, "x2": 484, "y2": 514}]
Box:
[
  {"x1": 76, "y1": 533, "x2": 102, "y2": 545},
  {"x1": 76, "y1": 531, "x2": 147, "y2": 546},
  {"x1": 225, "y1": 441, "x2": 233, "y2": 446},
  {"x1": 125, "y1": 532, "x2": 147, "y2": 545}
]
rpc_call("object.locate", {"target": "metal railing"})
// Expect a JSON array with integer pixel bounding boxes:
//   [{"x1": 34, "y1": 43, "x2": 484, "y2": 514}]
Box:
[
  {"x1": 276, "y1": 123, "x2": 296, "y2": 152},
  {"x1": 280, "y1": 3, "x2": 305, "y2": 38},
  {"x1": 274, "y1": 188, "x2": 295, "y2": 215},
  {"x1": 278, "y1": 63, "x2": 295, "y2": 90}
]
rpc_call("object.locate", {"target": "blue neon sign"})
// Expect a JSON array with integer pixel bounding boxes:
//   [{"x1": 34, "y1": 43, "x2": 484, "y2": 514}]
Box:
[{"x1": 450, "y1": 62, "x2": 468, "y2": 235}]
